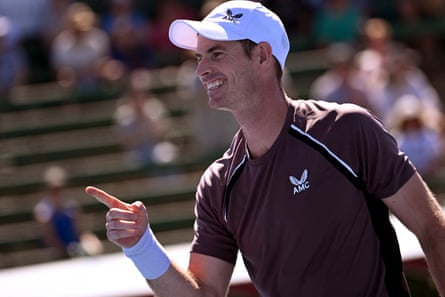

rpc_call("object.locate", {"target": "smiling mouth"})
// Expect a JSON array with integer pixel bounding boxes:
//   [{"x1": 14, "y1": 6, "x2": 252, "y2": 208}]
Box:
[{"x1": 206, "y1": 80, "x2": 224, "y2": 91}]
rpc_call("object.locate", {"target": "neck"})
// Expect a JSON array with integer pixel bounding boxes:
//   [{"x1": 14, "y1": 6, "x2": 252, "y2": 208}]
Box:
[{"x1": 237, "y1": 93, "x2": 289, "y2": 158}]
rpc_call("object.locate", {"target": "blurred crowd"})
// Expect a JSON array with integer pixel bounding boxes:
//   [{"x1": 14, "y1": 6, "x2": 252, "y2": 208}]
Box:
[
  {"x1": 1, "y1": 0, "x2": 445, "y2": 176},
  {"x1": 308, "y1": 16, "x2": 445, "y2": 178},
  {"x1": 1, "y1": 0, "x2": 445, "y2": 94},
  {"x1": 0, "y1": 0, "x2": 199, "y2": 96}
]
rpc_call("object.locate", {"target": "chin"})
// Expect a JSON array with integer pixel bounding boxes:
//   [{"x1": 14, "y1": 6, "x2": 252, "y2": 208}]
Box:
[
  {"x1": 207, "y1": 94, "x2": 233, "y2": 112},
  {"x1": 207, "y1": 97, "x2": 222, "y2": 109}
]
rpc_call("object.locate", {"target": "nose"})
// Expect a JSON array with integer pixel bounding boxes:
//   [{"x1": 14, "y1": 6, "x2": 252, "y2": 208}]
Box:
[{"x1": 195, "y1": 58, "x2": 211, "y2": 79}]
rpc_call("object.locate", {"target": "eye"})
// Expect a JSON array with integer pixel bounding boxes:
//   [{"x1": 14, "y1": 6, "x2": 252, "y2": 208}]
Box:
[{"x1": 212, "y1": 51, "x2": 225, "y2": 60}]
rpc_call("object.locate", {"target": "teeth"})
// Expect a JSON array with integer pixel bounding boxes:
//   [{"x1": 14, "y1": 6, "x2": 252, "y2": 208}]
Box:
[{"x1": 207, "y1": 80, "x2": 223, "y2": 90}]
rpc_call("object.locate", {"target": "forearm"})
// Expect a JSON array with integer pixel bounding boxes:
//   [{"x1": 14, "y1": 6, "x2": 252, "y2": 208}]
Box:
[
  {"x1": 124, "y1": 228, "x2": 224, "y2": 297},
  {"x1": 420, "y1": 229, "x2": 445, "y2": 296},
  {"x1": 147, "y1": 263, "x2": 212, "y2": 297}
]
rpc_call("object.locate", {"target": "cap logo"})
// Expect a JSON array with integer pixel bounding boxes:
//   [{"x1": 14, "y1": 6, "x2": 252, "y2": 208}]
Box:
[{"x1": 222, "y1": 9, "x2": 243, "y2": 23}]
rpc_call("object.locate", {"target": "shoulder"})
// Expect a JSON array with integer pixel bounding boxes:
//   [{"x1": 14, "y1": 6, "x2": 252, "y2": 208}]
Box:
[
  {"x1": 197, "y1": 130, "x2": 246, "y2": 198},
  {"x1": 288, "y1": 99, "x2": 390, "y2": 156},
  {"x1": 290, "y1": 99, "x2": 380, "y2": 129},
  {"x1": 290, "y1": 98, "x2": 365, "y2": 112},
  {"x1": 200, "y1": 130, "x2": 244, "y2": 184}
]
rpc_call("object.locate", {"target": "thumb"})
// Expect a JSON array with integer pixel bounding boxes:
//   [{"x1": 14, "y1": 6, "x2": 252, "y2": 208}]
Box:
[
  {"x1": 85, "y1": 186, "x2": 131, "y2": 210},
  {"x1": 130, "y1": 200, "x2": 149, "y2": 226}
]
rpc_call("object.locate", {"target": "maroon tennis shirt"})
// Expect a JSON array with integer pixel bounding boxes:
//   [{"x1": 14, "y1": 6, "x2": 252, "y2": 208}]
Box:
[{"x1": 192, "y1": 99, "x2": 415, "y2": 297}]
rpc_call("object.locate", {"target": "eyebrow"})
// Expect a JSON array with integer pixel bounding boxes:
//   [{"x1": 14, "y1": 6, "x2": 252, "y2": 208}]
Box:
[{"x1": 195, "y1": 44, "x2": 229, "y2": 59}]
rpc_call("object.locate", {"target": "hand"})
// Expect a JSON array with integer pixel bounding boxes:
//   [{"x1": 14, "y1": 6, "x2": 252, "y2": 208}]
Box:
[{"x1": 85, "y1": 186, "x2": 149, "y2": 248}]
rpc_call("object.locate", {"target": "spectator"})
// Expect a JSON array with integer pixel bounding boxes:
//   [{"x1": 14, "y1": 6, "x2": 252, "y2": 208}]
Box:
[
  {"x1": 0, "y1": 0, "x2": 48, "y2": 42},
  {"x1": 354, "y1": 18, "x2": 442, "y2": 120},
  {"x1": 309, "y1": 42, "x2": 371, "y2": 110},
  {"x1": 362, "y1": 47, "x2": 442, "y2": 121},
  {"x1": 51, "y1": 2, "x2": 112, "y2": 93},
  {"x1": 0, "y1": 0, "x2": 53, "y2": 83},
  {"x1": 101, "y1": 0, "x2": 153, "y2": 71},
  {"x1": 354, "y1": 17, "x2": 399, "y2": 89},
  {"x1": 357, "y1": 18, "x2": 399, "y2": 61},
  {"x1": 113, "y1": 70, "x2": 178, "y2": 167},
  {"x1": 33, "y1": 165, "x2": 103, "y2": 260},
  {"x1": 0, "y1": 16, "x2": 28, "y2": 101},
  {"x1": 386, "y1": 94, "x2": 444, "y2": 177}
]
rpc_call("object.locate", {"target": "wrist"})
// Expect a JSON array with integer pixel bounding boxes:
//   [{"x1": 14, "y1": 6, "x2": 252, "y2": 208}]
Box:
[{"x1": 123, "y1": 227, "x2": 170, "y2": 280}]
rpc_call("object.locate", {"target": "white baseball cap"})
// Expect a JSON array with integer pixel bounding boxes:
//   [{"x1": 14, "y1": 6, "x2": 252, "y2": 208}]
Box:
[{"x1": 168, "y1": 0, "x2": 290, "y2": 69}]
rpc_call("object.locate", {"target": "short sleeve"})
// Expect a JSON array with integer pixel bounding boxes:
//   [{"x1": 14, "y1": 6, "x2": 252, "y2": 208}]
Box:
[
  {"x1": 337, "y1": 107, "x2": 416, "y2": 198},
  {"x1": 190, "y1": 164, "x2": 238, "y2": 265}
]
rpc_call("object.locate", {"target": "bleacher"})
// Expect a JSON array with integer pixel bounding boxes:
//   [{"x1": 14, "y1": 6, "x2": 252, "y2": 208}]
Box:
[{"x1": 0, "y1": 65, "x2": 222, "y2": 269}]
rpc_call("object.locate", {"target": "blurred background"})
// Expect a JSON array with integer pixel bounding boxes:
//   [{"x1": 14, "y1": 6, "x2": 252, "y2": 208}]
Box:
[{"x1": 1, "y1": 0, "x2": 445, "y2": 296}]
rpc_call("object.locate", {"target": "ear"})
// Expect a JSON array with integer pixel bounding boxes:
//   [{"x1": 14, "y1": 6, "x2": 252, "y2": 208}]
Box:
[{"x1": 256, "y1": 42, "x2": 274, "y2": 69}]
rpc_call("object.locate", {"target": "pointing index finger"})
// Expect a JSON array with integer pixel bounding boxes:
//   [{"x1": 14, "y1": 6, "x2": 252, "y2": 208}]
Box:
[{"x1": 85, "y1": 186, "x2": 131, "y2": 210}]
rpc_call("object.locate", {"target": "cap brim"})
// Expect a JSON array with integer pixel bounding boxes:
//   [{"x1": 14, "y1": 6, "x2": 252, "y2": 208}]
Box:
[{"x1": 169, "y1": 19, "x2": 243, "y2": 51}]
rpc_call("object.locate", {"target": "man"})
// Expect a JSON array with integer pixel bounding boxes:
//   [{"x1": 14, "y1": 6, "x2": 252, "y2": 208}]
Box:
[{"x1": 86, "y1": 1, "x2": 445, "y2": 296}]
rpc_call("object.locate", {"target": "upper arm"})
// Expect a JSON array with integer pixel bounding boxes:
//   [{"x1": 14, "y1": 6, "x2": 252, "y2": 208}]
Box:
[
  {"x1": 188, "y1": 252, "x2": 234, "y2": 297},
  {"x1": 382, "y1": 172, "x2": 445, "y2": 241}
]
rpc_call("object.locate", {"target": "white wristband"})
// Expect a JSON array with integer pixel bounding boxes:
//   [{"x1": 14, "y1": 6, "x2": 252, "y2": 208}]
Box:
[{"x1": 123, "y1": 227, "x2": 170, "y2": 280}]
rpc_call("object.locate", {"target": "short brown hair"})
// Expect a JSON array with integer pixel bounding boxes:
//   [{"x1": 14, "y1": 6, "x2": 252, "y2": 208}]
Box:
[{"x1": 238, "y1": 39, "x2": 283, "y2": 81}]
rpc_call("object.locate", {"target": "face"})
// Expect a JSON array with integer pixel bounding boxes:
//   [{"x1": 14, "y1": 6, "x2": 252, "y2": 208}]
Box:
[{"x1": 195, "y1": 36, "x2": 259, "y2": 112}]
